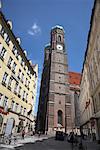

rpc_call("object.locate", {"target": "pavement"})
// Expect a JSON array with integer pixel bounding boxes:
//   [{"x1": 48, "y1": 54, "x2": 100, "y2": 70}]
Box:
[
  {"x1": 0, "y1": 135, "x2": 100, "y2": 150},
  {"x1": 0, "y1": 134, "x2": 50, "y2": 149}
]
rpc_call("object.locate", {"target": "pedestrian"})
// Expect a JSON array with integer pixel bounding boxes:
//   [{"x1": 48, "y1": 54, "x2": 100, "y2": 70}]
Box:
[
  {"x1": 38, "y1": 131, "x2": 41, "y2": 137},
  {"x1": 75, "y1": 133, "x2": 78, "y2": 146},
  {"x1": 22, "y1": 129, "x2": 25, "y2": 139},
  {"x1": 70, "y1": 132, "x2": 74, "y2": 148}
]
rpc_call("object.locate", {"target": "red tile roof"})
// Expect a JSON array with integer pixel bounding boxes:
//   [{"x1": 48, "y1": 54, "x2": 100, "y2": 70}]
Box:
[{"x1": 69, "y1": 72, "x2": 81, "y2": 85}]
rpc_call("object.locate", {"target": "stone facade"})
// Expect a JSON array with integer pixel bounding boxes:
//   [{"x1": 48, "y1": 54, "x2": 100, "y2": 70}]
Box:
[{"x1": 37, "y1": 26, "x2": 72, "y2": 134}]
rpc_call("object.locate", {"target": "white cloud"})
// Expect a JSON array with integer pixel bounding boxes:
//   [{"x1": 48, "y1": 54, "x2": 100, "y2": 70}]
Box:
[{"x1": 28, "y1": 23, "x2": 41, "y2": 36}]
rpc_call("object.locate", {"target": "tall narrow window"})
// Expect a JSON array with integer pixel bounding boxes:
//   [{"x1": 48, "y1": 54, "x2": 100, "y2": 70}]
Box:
[
  {"x1": 1, "y1": 27, "x2": 5, "y2": 37},
  {"x1": 8, "y1": 76, "x2": 13, "y2": 89},
  {"x1": 58, "y1": 110, "x2": 63, "y2": 125},
  {"x1": 11, "y1": 100, "x2": 14, "y2": 111},
  {"x1": 58, "y1": 35, "x2": 61, "y2": 42},
  {"x1": 0, "y1": 47, "x2": 6, "y2": 60},
  {"x1": 2, "y1": 72, "x2": 8, "y2": 85},
  {"x1": 7, "y1": 57, "x2": 13, "y2": 69},
  {"x1": 14, "y1": 82, "x2": 18, "y2": 94},
  {"x1": 3, "y1": 96, "x2": 8, "y2": 109},
  {"x1": 12, "y1": 62, "x2": 16, "y2": 73},
  {"x1": 5, "y1": 35, "x2": 10, "y2": 45}
]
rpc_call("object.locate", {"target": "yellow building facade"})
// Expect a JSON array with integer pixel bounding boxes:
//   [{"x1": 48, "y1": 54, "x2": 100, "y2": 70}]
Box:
[{"x1": 0, "y1": 12, "x2": 38, "y2": 135}]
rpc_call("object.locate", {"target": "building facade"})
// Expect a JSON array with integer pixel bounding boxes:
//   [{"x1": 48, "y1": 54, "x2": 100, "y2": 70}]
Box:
[
  {"x1": 0, "y1": 12, "x2": 38, "y2": 135},
  {"x1": 37, "y1": 26, "x2": 72, "y2": 134},
  {"x1": 79, "y1": 0, "x2": 100, "y2": 141},
  {"x1": 69, "y1": 72, "x2": 81, "y2": 135}
]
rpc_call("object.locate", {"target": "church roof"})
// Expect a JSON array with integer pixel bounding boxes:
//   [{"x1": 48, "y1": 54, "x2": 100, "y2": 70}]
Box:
[{"x1": 69, "y1": 72, "x2": 81, "y2": 85}]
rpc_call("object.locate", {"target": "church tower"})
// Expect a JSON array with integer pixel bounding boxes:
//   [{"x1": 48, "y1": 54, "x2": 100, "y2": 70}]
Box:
[{"x1": 37, "y1": 26, "x2": 72, "y2": 134}]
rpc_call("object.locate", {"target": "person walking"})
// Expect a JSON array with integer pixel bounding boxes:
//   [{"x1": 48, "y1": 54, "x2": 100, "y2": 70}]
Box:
[{"x1": 22, "y1": 129, "x2": 25, "y2": 139}]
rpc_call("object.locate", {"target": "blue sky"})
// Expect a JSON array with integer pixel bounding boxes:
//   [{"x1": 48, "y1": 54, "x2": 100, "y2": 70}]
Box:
[{"x1": 1, "y1": 0, "x2": 94, "y2": 114}]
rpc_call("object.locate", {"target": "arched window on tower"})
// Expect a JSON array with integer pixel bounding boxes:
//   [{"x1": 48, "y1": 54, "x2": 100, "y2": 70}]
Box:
[
  {"x1": 58, "y1": 110, "x2": 63, "y2": 125},
  {"x1": 58, "y1": 35, "x2": 61, "y2": 42}
]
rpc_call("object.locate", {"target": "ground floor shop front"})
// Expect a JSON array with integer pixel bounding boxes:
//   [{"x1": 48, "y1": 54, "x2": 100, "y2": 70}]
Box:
[{"x1": 0, "y1": 109, "x2": 34, "y2": 136}]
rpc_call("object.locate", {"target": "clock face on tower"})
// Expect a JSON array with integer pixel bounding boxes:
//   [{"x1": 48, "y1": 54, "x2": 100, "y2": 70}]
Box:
[{"x1": 56, "y1": 44, "x2": 63, "y2": 50}]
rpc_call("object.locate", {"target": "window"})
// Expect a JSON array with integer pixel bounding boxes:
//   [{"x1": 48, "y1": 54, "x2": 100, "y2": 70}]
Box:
[
  {"x1": 18, "y1": 69, "x2": 21, "y2": 79},
  {"x1": 26, "y1": 93, "x2": 28, "y2": 102},
  {"x1": 2, "y1": 72, "x2": 8, "y2": 85},
  {"x1": 8, "y1": 76, "x2": 13, "y2": 89},
  {"x1": 25, "y1": 78, "x2": 28, "y2": 87},
  {"x1": 15, "y1": 103, "x2": 19, "y2": 112},
  {"x1": 20, "y1": 106, "x2": 23, "y2": 114},
  {"x1": 23, "y1": 108, "x2": 26, "y2": 115},
  {"x1": 7, "y1": 57, "x2": 13, "y2": 69},
  {"x1": 22, "y1": 91, "x2": 25, "y2": 100},
  {"x1": 11, "y1": 100, "x2": 14, "y2": 111},
  {"x1": 27, "y1": 81, "x2": 30, "y2": 89},
  {"x1": 12, "y1": 62, "x2": 16, "y2": 72},
  {"x1": 12, "y1": 45, "x2": 16, "y2": 54},
  {"x1": 18, "y1": 86, "x2": 21, "y2": 98},
  {"x1": 21, "y1": 73, "x2": 24, "y2": 83},
  {"x1": 58, "y1": 110, "x2": 63, "y2": 125},
  {"x1": 21, "y1": 59, "x2": 24, "y2": 66},
  {"x1": 58, "y1": 35, "x2": 61, "y2": 42},
  {"x1": 5, "y1": 35, "x2": 10, "y2": 45},
  {"x1": 3, "y1": 96, "x2": 8, "y2": 108},
  {"x1": 0, "y1": 27, "x2": 5, "y2": 37},
  {"x1": 0, "y1": 47, "x2": 6, "y2": 60},
  {"x1": 14, "y1": 82, "x2": 18, "y2": 94}
]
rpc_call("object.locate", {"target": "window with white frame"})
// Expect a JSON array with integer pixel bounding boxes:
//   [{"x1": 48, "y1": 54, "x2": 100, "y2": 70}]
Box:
[
  {"x1": 21, "y1": 58, "x2": 24, "y2": 66},
  {"x1": 26, "y1": 93, "x2": 28, "y2": 102},
  {"x1": 22, "y1": 91, "x2": 25, "y2": 100},
  {"x1": 12, "y1": 62, "x2": 17, "y2": 72},
  {"x1": 2, "y1": 72, "x2": 8, "y2": 85},
  {"x1": 3, "y1": 96, "x2": 8, "y2": 108},
  {"x1": 15, "y1": 103, "x2": 19, "y2": 112},
  {"x1": 25, "y1": 78, "x2": 28, "y2": 87},
  {"x1": 7, "y1": 56, "x2": 13, "y2": 68},
  {"x1": 5, "y1": 35, "x2": 10, "y2": 46},
  {"x1": 0, "y1": 27, "x2": 5, "y2": 37},
  {"x1": 18, "y1": 86, "x2": 21, "y2": 97},
  {"x1": 0, "y1": 47, "x2": 6, "y2": 59},
  {"x1": 21, "y1": 73, "x2": 24, "y2": 83},
  {"x1": 20, "y1": 106, "x2": 23, "y2": 114},
  {"x1": 8, "y1": 76, "x2": 13, "y2": 88},
  {"x1": 18, "y1": 69, "x2": 21, "y2": 79},
  {"x1": 14, "y1": 82, "x2": 18, "y2": 94},
  {"x1": 27, "y1": 81, "x2": 30, "y2": 89},
  {"x1": 12, "y1": 45, "x2": 16, "y2": 54},
  {"x1": 11, "y1": 100, "x2": 14, "y2": 111},
  {"x1": 23, "y1": 108, "x2": 26, "y2": 115}
]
